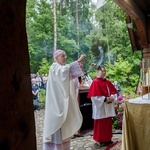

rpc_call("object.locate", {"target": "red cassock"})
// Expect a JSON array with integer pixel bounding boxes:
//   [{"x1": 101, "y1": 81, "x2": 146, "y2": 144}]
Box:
[
  {"x1": 87, "y1": 77, "x2": 117, "y2": 98},
  {"x1": 87, "y1": 77, "x2": 117, "y2": 143}
]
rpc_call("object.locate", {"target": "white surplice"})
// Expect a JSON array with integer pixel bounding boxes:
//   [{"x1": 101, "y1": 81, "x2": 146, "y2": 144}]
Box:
[{"x1": 91, "y1": 94, "x2": 117, "y2": 119}]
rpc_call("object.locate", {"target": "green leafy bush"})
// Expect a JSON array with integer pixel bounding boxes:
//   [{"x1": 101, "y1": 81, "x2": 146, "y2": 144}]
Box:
[{"x1": 38, "y1": 89, "x2": 46, "y2": 104}]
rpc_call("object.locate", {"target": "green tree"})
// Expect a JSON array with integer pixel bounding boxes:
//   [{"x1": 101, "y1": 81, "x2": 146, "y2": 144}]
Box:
[
  {"x1": 105, "y1": 55, "x2": 139, "y2": 92},
  {"x1": 38, "y1": 58, "x2": 51, "y2": 74},
  {"x1": 26, "y1": 0, "x2": 142, "y2": 93},
  {"x1": 26, "y1": 0, "x2": 53, "y2": 73}
]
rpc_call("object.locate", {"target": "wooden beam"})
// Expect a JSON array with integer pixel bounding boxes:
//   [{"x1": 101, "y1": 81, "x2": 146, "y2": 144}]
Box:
[
  {"x1": 142, "y1": 47, "x2": 150, "y2": 58},
  {"x1": 114, "y1": 0, "x2": 148, "y2": 47},
  {"x1": 147, "y1": 17, "x2": 150, "y2": 43},
  {"x1": 135, "y1": 19, "x2": 148, "y2": 47},
  {"x1": 126, "y1": 16, "x2": 139, "y2": 51},
  {"x1": 115, "y1": 0, "x2": 144, "y2": 20}
]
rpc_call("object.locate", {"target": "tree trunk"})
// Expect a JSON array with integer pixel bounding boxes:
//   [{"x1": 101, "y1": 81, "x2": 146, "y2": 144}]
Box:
[
  {"x1": 0, "y1": 1, "x2": 36, "y2": 150},
  {"x1": 76, "y1": 0, "x2": 80, "y2": 57},
  {"x1": 53, "y1": 0, "x2": 57, "y2": 51},
  {"x1": 59, "y1": 0, "x2": 62, "y2": 16}
]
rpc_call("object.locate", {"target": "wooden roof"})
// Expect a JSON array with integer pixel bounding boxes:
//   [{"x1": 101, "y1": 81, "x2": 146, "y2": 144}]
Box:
[{"x1": 114, "y1": 0, "x2": 150, "y2": 56}]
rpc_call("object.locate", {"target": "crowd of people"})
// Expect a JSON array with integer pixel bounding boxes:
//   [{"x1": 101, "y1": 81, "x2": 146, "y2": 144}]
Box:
[
  {"x1": 31, "y1": 73, "x2": 48, "y2": 111},
  {"x1": 31, "y1": 73, "x2": 48, "y2": 90}
]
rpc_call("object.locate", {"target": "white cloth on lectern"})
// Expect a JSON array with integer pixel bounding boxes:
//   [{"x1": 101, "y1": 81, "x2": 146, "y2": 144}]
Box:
[{"x1": 129, "y1": 93, "x2": 150, "y2": 104}]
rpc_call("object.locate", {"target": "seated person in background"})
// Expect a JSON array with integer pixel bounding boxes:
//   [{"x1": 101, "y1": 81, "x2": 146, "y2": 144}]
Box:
[
  {"x1": 83, "y1": 73, "x2": 93, "y2": 86},
  {"x1": 80, "y1": 73, "x2": 93, "y2": 87},
  {"x1": 31, "y1": 78, "x2": 40, "y2": 111},
  {"x1": 114, "y1": 81, "x2": 121, "y2": 97}
]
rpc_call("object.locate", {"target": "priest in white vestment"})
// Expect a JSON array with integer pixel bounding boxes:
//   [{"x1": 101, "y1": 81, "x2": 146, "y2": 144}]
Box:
[{"x1": 43, "y1": 50, "x2": 86, "y2": 150}]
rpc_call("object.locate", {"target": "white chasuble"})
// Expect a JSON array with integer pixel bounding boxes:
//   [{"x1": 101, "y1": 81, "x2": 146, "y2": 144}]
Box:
[{"x1": 43, "y1": 61, "x2": 83, "y2": 145}]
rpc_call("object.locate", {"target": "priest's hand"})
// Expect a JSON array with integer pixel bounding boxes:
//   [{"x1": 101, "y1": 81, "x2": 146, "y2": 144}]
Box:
[
  {"x1": 106, "y1": 97, "x2": 114, "y2": 104},
  {"x1": 77, "y1": 54, "x2": 86, "y2": 63}
]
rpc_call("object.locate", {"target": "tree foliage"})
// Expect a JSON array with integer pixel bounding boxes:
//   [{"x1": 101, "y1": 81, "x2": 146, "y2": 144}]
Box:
[{"x1": 26, "y1": 0, "x2": 142, "y2": 91}]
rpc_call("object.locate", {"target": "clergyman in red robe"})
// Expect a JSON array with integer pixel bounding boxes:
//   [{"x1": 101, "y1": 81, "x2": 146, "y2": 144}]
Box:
[{"x1": 87, "y1": 65, "x2": 117, "y2": 148}]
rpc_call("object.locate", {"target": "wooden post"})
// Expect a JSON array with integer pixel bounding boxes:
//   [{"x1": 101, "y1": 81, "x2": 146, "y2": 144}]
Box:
[{"x1": 0, "y1": 0, "x2": 36, "y2": 149}]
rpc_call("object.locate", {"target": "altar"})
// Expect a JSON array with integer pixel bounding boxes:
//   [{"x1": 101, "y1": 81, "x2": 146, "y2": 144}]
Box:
[
  {"x1": 122, "y1": 98, "x2": 150, "y2": 150},
  {"x1": 78, "y1": 86, "x2": 93, "y2": 133}
]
